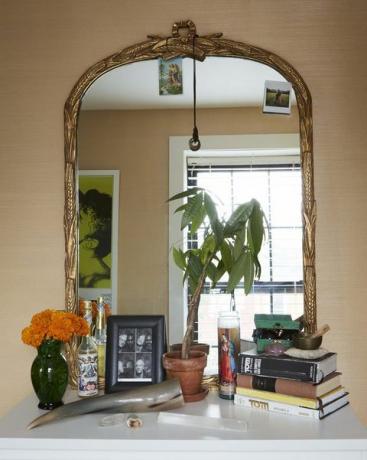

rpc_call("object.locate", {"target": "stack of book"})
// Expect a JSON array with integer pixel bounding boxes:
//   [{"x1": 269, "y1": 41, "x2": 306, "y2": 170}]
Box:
[{"x1": 234, "y1": 349, "x2": 349, "y2": 419}]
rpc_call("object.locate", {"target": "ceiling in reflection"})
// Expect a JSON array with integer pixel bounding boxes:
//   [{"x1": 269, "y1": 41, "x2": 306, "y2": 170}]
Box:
[{"x1": 81, "y1": 57, "x2": 295, "y2": 111}]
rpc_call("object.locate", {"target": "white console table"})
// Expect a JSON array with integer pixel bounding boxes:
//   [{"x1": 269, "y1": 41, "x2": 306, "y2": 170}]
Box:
[{"x1": 0, "y1": 390, "x2": 366, "y2": 460}]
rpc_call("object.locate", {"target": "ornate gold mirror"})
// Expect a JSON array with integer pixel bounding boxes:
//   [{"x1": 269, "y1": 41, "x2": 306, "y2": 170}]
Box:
[{"x1": 64, "y1": 20, "x2": 316, "y2": 382}]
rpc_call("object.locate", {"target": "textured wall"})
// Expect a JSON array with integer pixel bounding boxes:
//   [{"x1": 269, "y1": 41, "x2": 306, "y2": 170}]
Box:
[{"x1": 1, "y1": 0, "x2": 366, "y2": 425}]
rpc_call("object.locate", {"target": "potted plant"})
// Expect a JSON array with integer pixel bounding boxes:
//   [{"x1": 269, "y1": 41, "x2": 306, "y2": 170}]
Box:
[{"x1": 163, "y1": 187, "x2": 266, "y2": 401}]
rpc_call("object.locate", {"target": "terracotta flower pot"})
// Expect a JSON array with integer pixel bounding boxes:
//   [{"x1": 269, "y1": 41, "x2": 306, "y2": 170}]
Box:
[
  {"x1": 162, "y1": 351, "x2": 208, "y2": 402},
  {"x1": 169, "y1": 343, "x2": 210, "y2": 355}
]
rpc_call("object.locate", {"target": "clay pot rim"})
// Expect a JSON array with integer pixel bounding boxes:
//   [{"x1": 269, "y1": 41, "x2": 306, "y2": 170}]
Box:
[
  {"x1": 170, "y1": 343, "x2": 210, "y2": 354},
  {"x1": 162, "y1": 350, "x2": 207, "y2": 371}
]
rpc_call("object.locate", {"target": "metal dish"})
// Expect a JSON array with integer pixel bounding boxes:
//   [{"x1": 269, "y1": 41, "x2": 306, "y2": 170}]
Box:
[{"x1": 293, "y1": 334, "x2": 322, "y2": 350}]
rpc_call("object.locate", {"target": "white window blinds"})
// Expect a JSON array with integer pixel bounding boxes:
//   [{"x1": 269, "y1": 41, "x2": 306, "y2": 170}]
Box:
[{"x1": 186, "y1": 155, "x2": 303, "y2": 372}]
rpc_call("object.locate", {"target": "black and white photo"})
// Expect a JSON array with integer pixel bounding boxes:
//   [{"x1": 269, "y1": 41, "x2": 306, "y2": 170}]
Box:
[
  {"x1": 116, "y1": 327, "x2": 153, "y2": 382},
  {"x1": 118, "y1": 328, "x2": 135, "y2": 352},
  {"x1": 105, "y1": 315, "x2": 165, "y2": 393},
  {"x1": 135, "y1": 353, "x2": 152, "y2": 379},
  {"x1": 135, "y1": 328, "x2": 153, "y2": 352},
  {"x1": 117, "y1": 352, "x2": 134, "y2": 379}
]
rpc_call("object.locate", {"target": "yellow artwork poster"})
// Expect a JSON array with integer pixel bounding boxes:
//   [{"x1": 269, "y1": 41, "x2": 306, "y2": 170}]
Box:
[{"x1": 79, "y1": 175, "x2": 114, "y2": 289}]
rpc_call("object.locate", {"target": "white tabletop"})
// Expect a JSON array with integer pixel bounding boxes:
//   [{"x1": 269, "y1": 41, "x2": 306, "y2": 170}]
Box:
[{"x1": 0, "y1": 389, "x2": 366, "y2": 460}]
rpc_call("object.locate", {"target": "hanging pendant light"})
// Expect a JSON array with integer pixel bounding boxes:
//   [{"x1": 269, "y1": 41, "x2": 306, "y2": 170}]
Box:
[{"x1": 189, "y1": 35, "x2": 201, "y2": 151}]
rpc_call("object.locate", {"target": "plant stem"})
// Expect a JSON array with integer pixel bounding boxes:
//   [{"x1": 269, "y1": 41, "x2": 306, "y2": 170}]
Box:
[{"x1": 181, "y1": 258, "x2": 212, "y2": 359}]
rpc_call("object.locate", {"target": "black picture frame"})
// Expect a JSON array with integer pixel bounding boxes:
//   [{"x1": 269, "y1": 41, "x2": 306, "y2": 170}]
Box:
[{"x1": 105, "y1": 315, "x2": 166, "y2": 393}]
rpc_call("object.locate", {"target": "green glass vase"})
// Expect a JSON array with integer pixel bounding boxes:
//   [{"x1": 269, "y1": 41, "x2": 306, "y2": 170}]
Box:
[{"x1": 31, "y1": 339, "x2": 68, "y2": 410}]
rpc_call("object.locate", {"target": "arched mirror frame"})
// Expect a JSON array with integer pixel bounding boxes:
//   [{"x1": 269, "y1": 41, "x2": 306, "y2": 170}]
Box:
[{"x1": 64, "y1": 20, "x2": 316, "y2": 384}]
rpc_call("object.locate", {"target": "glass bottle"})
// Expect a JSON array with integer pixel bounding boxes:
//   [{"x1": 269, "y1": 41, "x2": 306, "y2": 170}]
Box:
[
  {"x1": 94, "y1": 296, "x2": 107, "y2": 390},
  {"x1": 218, "y1": 311, "x2": 240, "y2": 400},
  {"x1": 78, "y1": 300, "x2": 98, "y2": 397}
]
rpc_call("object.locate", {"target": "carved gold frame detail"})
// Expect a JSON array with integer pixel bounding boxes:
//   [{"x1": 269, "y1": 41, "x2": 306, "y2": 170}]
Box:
[{"x1": 64, "y1": 20, "x2": 316, "y2": 384}]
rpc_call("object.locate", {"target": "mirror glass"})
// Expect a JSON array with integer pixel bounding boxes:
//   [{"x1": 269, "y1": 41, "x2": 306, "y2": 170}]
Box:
[{"x1": 77, "y1": 57, "x2": 303, "y2": 367}]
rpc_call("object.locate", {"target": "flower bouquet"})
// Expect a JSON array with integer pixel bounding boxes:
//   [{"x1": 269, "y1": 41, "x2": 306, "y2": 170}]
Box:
[{"x1": 22, "y1": 309, "x2": 89, "y2": 409}]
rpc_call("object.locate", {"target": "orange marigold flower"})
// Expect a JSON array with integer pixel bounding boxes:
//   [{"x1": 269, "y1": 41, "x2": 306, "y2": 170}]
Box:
[{"x1": 21, "y1": 308, "x2": 89, "y2": 348}]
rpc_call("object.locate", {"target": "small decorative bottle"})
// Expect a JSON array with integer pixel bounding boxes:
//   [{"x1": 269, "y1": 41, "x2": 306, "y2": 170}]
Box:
[
  {"x1": 78, "y1": 300, "x2": 98, "y2": 397},
  {"x1": 94, "y1": 296, "x2": 107, "y2": 390},
  {"x1": 218, "y1": 311, "x2": 240, "y2": 400}
]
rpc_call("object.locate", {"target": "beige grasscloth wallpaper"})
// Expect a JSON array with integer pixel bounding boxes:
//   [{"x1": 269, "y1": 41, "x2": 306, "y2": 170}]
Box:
[{"x1": 1, "y1": 0, "x2": 366, "y2": 424}]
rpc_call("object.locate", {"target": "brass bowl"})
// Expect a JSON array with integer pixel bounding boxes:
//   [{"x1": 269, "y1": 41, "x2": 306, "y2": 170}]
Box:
[{"x1": 293, "y1": 334, "x2": 322, "y2": 350}]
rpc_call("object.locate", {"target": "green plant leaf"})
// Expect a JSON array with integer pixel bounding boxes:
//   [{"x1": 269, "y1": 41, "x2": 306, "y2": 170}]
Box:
[
  {"x1": 191, "y1": 202, "x2": 206, "y2": 234},
  {"x1": 233, "y1": 227, "x2": 246, "y2": 260},
  {"x1": 204, "y1": 193, "x2": 218, "y2": 224},
  {"x1": 226, "y1": 251, "x2": 246, "y2": 292},
  {"x1": 186, "y1": 252, "x2": 203, "y2": 295},
  {"x1": 187, "y1": 253, "x2": 203, "y2": 284},
  {"x1": 243, "y1": 251, "x2": 254, "y2": 295},
  {"x1": 247, "y1": 224, "x2": 254, "y2": 252},
  {"x1": 249, "y1": 200, "x2": 264, "y2": 255},
  {"x1": 181, "y1": 193, "x2": 203, "y2": 230},
  {"x1": 174, "y1": 204, "x2": 187, "y2": 214},
  {"x1": 200, "y1": 234, "x2": 216, "y2": 264},
  {"x1": 206, "y1": 261, "x2": 217, "y2": 282},
  {"x1": 224, "y1": 202, "x2": 254, "y2": 235},
  {"x1": 212, "y1": 220, "x2": 224, "y2": 245},
  {"x1": 188, "y1": 278, "x2": 197, "y2": 296},
  {"x1": 212, "y1": 260, "x2": 226, "y2": 288},
  {"x1": 167, "y1": 187, "x2": 204, "y2": 202},
  {"x1": 172, "y1": 247, "x2": 186, "y2": 271},
  {"x1": 253, "y1": 253, "x2": 261, "y2": 279},
  {"x1": 220, "y1": 241, "x2": 232, "y2": 271}
]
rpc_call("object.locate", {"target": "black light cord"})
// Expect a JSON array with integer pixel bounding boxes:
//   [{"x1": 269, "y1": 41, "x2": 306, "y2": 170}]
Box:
[{"x1": 189, "y1": 35, "x2": 201, "y2": 151}]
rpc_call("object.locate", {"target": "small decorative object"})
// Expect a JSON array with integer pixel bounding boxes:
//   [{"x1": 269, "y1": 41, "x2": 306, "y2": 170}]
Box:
[
  {"x1": 99, "y1": 413, "x2": 144, "y2": 428},
  {"x1": 292, "y1": 333, "x2": 322, "y2": 350},
  {"x1": 126, "y1": 414, "x2": 143, "y2": 429},
  {"x1": 27, "y1": 379, "x2": 183, "y2": 430},
  {"x1": 21, "y1": 309, "x2": 89, "y2": 410},
  {"x1": 264, "y1": 342, "x2": 286, "y2": 356},
  {"x1": 252, "y1": 314, "x2": 301, "y2": 352},
  {"x1": 78, "y1": 301, "x2": 98, "y2": 397},
  {"x1": 164, "y1": 188, "x2": 266, "y2": 402},
  {"x1": 263, "y1": 80, "x2": 292, "y2": 114},
  {"x1": 218, "y1": 311, "x2": 240, "y2": 400},
  {"x1": 159, "y1": 57, "x2": 183, "y2": 95},
  {"x1": 292, "y1": 323, "x2": 330, "y2": 350},
  {"x1": 285, "y1": 347, "x2": 330, "y2": 359},
  {"x1": 105, "y1": 315, "x2": 165, "y2": 393},
  {"x1": 94, "y1": 296, "x2": 107, "y2": 390}
]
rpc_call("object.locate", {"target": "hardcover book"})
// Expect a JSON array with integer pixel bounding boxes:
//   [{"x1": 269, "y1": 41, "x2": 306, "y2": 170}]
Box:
[
  {"x1": 238, "y1": 349, "x2": 337, "y2": 383},
  {"x1": 236, "y1": 385, "x2": 346, "y2": 409},
  {"x1": 236, "y1": 372, "x2": 342, "y2": 399},
  {"x1": 234, "y1": 392, "x2": 349, "y2": 419}
]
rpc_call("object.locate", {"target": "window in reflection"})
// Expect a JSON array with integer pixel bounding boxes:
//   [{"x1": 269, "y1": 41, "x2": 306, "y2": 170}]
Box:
[{"x1": 187, "y1": 158, "x2": 303, "y2": 372}]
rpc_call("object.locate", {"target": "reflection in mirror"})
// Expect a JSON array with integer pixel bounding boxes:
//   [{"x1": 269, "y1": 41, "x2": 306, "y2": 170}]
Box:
[{"x1": 77, "y1": 57, "x2": 302, "y2": 370}]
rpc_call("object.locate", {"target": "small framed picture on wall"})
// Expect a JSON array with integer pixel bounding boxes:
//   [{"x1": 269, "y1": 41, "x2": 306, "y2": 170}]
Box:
[
  {"x1": 105, "y1": 315, "x2": 166, "y2": 393},
  {"x1": 263, "y1": 80, "x2": 292, "y2": 114}
]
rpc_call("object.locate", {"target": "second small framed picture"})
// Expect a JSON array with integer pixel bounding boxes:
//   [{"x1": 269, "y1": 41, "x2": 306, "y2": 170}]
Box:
[
  {"x1": 105, "y1": 315, "x2": 166, "y2": 393},
  {"x1": 263, "y1": 80, "x2": 292, "y2": 114}
]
